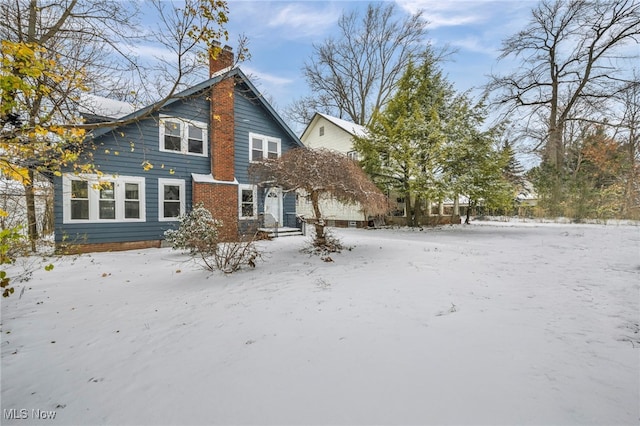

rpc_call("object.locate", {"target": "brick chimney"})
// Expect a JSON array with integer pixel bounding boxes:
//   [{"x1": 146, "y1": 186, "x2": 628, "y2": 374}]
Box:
[
  {"x1": 209, "y1": 43, "x2": 234, "y2": 77},
  {"x1": 192, "y1": 42, "x2": 238, "y2": 241},
  {"x1": 209, "y1": 43, "x2": 235, "y2": 182}
]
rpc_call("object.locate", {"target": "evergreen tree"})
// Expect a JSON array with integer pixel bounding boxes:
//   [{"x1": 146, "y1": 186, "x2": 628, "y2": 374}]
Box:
[
  {"x1": 441, "y1": 95, "x2": 513, "y2": 222},
  {"x1": 356, "y1": 48, "x2": 513, "y2": 226},
  {"x1": 353, "y1": 48, "x2": 453, "y2": 226},
  {"x1": 501, "y1": 140, "x2": 525, "y2": 188}
]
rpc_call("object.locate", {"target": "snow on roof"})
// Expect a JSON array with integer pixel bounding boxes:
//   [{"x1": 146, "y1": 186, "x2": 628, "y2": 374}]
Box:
[
  {"x1": 317, "y1": 113, "x2": 367, "y2": 138},
  {"x1": 79, "y1": 94, "x2": 135, "y2": 119},
  {"x1": 191, "y1": 173, "x2": 239, "y2": 185}
]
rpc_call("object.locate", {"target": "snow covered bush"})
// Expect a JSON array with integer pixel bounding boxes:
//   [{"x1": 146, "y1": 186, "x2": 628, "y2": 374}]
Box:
[
  {"x1": 164, "y1": 204, "x2": 222, "y2": 256},
  {"x1": 164, "y1": 204, "x2": 261, "y2": 273}
]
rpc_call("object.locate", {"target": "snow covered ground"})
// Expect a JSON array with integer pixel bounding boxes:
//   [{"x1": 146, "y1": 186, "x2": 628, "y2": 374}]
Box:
[{"x1": 1, "y1": 221, "x2": 639, "y2": 425}]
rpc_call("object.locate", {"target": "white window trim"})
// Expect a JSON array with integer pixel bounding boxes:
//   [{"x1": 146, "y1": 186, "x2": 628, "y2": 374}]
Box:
[
  {"x1": 158, "y1": 178, "x2": 186, "y2": 222},
  {"x1": 249, "y1": 132, "x2": 281, "y2": 162},
  {"x1": 62, "y1": 174, "x2": 146, "y2": 224},
  {"x1": 238, "y1": 184, "x2": 257, "y2": 219},
  {"x1": 159, "y1": 115, "x2": 208, "y2": 157}
]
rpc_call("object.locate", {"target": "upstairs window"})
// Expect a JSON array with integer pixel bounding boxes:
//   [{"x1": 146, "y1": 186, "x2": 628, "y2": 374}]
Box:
[
  {"x1": 188, "y1": 126, "x2": 204, "y2": 154},
  {"x1": 159, "y1": 116, "x2": 207, "y2": 157},
  {"x1": 164, "y1": 121, "x2": 182, "y2": 151},
  {"x1": 251, "y1": 137, "x2": 263, "y2": 160},
  {"x1": 319, "y1": 126, "x2": 324, "y2": 136},
  {"x1": 249, "y1": 133, "x2": 281, "y2": 162}
]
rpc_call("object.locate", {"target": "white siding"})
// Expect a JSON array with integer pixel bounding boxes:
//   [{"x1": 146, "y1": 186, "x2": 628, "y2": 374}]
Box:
[
  {"x1": 296, "y1": 190, "x2": 366, "y2": 222},
  {"x1": 302, "y1": 117, "x2": 354, "y2": 153},
  {"x1": 299, "y1": 115, "x2": 367, "y2": 223}
]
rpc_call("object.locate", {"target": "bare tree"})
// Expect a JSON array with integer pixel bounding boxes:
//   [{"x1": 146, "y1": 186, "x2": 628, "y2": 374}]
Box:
[
  {"x1": 612, "y1": 76, "x2": 640, "y2": 216},
  {"x1": 286, "y1": 3, "x2": 428, "y2": 128},
  {"x1": 249, "y1": 148, "x2": 389, "y2": 250},
  {"x1": 488, "y1": 0, "x2": 640, "y2": 170}
]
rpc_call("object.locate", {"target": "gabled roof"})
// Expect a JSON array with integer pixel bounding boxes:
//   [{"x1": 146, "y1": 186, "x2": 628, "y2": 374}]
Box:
[
  {"x1": 89, "y1": 68, "x2": 303, "y2": 147},
  {"x1": 301, "y1": 112, "x2": 367, "y2": 141}
]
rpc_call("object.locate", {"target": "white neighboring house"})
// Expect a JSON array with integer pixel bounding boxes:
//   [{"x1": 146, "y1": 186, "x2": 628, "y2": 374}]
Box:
[{"x1": 298, "y1": 113, "x2": 371, "y2": 227}]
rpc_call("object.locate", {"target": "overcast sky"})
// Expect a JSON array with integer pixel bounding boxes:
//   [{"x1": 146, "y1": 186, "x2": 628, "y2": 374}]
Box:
[{"x1": 222, "y1": 0, "x2": 538, "y2": 122}]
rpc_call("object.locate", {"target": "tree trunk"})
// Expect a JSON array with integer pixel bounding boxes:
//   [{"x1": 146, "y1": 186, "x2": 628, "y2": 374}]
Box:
[
  {"x1": 310, "y1": 191, "x2": 325, "y2": 246},
  {"x1": 624, "y1": 129, "x2": 637, "y2": 217},
  {"x1": 465, "y1": 199, "x2": 474, "y2": 224},
  {"x1": 414, "y1": 195, "x2": 423, "y2": 225},
  {"x1": 405, "y1": 190, "x2": 415, "y2": 227},
  {"x1": 453, "y1": 196, "x2": 459, "y2": 215},
  {"x1": 25, "y1": 169, "x2": 38, "y2": 252}
]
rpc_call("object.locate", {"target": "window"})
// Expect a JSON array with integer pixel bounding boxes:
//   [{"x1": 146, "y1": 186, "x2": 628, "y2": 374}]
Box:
[
  {"x1": 188, "y1": 126, "x2": 204, "y2": 154},
  {"x1": 99, "y1": 182, "x2": 116, "y2": 220},
  {"x1": 63, "y1": 175, "x2": 145, "y2": 223},
  {"x1": 251, "y1": 137, "x2": 263, "y2": 160},
  {"x1": 347, "y1": 151, "x2": 359, "y2": 161},
  {"x1": 249, "y1": 133, "x2": 281, "y2": 161},
  {"x1": 70, "y1": 180, "x2": 89, "y2": 220},
  {"x1": 164, "y1": 121, "x2": 181, "y2": 151},
  {"x1": 267, "y1": 140, "x2": 278, "y2": 159},
  {"x1": 158, "y1": 178, "x2": 185, "y2": 221},
  {"x1": 319, "y1": 126, "x2": 324, "y2": 136},
  {"x1": 124, "y1": 183, "x2": 141, "y2": 219},
  {"x1": 239, "y1": 184, "x2": 257, "y2": 219},
  {"x1": 159, "y1": 116, "x2": 207, "y2": 156}
]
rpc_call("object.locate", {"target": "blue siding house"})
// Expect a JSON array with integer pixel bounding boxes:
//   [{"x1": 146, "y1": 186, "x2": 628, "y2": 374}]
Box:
[{"x1": 54, "y1": 46, "x2": 303, "y2": 252}]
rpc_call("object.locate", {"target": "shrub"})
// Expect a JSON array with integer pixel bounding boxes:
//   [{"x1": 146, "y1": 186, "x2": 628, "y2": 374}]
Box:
[
  {"x1": 164, "y1": 204, "x2": 222, "y2": 256},
  {"x1": 301, "y1": 228, "x2": 349, "y2": 259},
  {"x1": 164, "y1": 204, "x2": 261, "y2": 273},
  {"x1": 1, "y1": 225, "x2": 28, "y2": 297},
  {"x1": 0, "y1": 223, "x2": 53, "y2": 298}
]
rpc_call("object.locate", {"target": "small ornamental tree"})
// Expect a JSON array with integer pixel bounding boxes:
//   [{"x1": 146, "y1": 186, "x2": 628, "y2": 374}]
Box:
[{"x1": 249, "y1": 148, "x2": 389, "y2": 251}]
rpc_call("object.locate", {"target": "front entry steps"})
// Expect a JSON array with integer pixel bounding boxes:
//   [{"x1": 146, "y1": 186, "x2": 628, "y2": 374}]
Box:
[{"x1": 257, "y1": 227, "x2": 303, "y2": 238}]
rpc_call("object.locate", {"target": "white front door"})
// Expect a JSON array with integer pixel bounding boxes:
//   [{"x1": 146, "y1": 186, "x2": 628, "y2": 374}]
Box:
[{"x1": 264, "y1": 187, "x2": 282, "y2": 226}]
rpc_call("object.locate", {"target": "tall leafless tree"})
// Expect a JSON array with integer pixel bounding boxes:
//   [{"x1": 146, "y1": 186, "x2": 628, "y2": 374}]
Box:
[
  {"x1": 488, "y1": 0, "x2": 640, "y2": 170},
  {"x1": 611, "y1": 75, "x2": 640, "y2": 216},
  {"x1": 286, "y1": 3, "x2": 428, "y2": 128}
]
